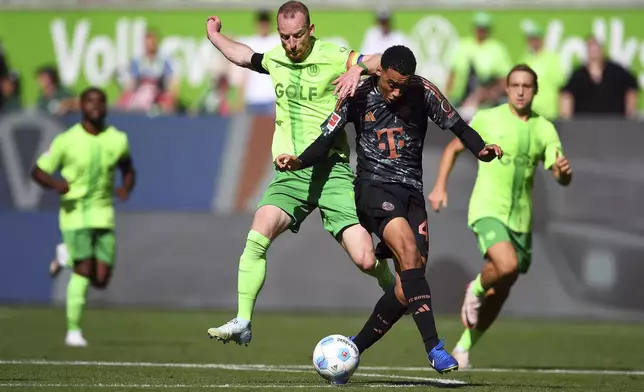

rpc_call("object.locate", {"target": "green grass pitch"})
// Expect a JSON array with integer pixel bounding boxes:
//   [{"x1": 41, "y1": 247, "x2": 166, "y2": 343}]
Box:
[{"x1": 1, "y1": 307, "x2": 643, "y2": 391}]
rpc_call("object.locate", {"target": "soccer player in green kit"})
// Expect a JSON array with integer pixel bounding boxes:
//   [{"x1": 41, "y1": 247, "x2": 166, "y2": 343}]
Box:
[
  {"x1": 428, "y1": 64, "x2": 572, "y2": 368},
  {"x1": 32, "y1": 87, "x2": 135, "y2": 347},
  {"x1": 205, "y1": 1, "x2": 395, "y2": 346}
]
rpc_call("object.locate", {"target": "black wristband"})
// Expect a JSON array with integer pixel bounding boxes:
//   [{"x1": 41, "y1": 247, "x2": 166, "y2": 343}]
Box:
[{"x1": 450, "y1": 118, "x2": 485, "y2": 156}]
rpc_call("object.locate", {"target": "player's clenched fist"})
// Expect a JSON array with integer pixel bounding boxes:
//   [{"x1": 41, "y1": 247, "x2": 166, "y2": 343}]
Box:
[
  {"x1": 428, "y1": 188, "x2": 448, "y2": 212},
  {"x1": 275, "y1": 154, "x2": 301, "y2": 171},
  {"x1": 478, "y1": 144, "x2": 503, "y2": 162},
  {"x1": 115, "y1": 187, "x2": 130, "y2": 202},
  {"x1": 206, "y1": 16, "x2": 222, "y2": 36},
  {"x1": 554, "y1": 151, "x2": 572, "y2": 175}
]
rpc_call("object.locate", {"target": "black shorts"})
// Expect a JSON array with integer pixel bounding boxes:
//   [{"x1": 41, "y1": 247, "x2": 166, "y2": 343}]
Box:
[{"x1": 354, "y1": 180, "x2": 429, "y2": 258}]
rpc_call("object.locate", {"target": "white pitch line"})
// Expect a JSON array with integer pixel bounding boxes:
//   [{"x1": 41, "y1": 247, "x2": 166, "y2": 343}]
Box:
[
  {"x1": 0, "y1": 359, "x2": 466, "y2": 386},
  {"x1": 236, "y1": 363, "x2": 644, "y2": 377},
  {"x1": 465, "y1": 368, "x2": 644, "y2": 376},
  {"x1": 0, "y1": 383, "x2": 442, "y2": 389},
  {"x1": 3, "y1": 359, "x2": 642, "y2": 378}
]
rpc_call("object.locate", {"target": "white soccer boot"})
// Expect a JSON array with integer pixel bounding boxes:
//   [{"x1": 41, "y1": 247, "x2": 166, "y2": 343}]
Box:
[
  {"x1": 65, "y1": 330, "x2": 88, "y2": 347},
  {"x1": 461, "y1": 281, "x2": 483, "y2": 328},
  {"x1": 207, "y1": 318, "x2": 252, "y2": 346}
]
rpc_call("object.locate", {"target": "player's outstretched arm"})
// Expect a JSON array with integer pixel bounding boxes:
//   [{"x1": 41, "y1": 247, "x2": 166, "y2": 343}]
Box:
[
  {"x1": 423, "y1": 78, "x2": 502, "y2": 162},
  {"x1": 279, "y1": 101, "x2": 350, "y2": 171},
  {"x1": 294, "y1": 133, "x2": 336, "y2": 169},
  {"x1": 334, "y1": 53, "x2": 381, "y2": 99},
  {"x1": 206, "y1": 16, "x2": 255, "y2": 70},
  {"x1": 275, "y1": 135, "x2": 335, "y2": 171},
  {"x1": 428, "y1": 138, "x2": 465, "y2": 212},
  {"x1": 446, "y1": 118, "x2": 503, "y2": 162}
]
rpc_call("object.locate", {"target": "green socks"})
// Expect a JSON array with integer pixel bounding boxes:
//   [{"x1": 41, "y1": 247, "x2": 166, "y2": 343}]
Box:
[
  {"x1": 237, "y1": 230, "x2": 271, "y2": 321},
  {"x1": 455, "y1": 328, "x2": 484, "y2": 352},
  {"x1": 66, "y1": 273, "x2": 90, "y2": 331},
  {"x1": 363, "y1": 258, "x2": 396, "y2": 291},
  {"x1": 236, "y1": 231, "x2": 396, "y2": 320},
  {"x1": 471, "y1": 274, "x2": 486, "y2": 297}
]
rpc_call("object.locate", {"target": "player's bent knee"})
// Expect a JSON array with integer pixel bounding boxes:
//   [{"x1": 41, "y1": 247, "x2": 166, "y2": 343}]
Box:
[
  {"x1": 352, "y1": 249, "x2": 376, "y2": 272},
  {"x1": 341, "y1": 224, "x2": 377, "y2": 271},
  {"x1": 73, "y1": 260, "x2": 92, "y2": 278},
  {"x1": 495, "y1": 257, "x2": 519, "y2": 279},
  {"x1": 92, "y1": 263, "x2": 112, "y2": 289},
  {"x1": 251, "y1": 205, "x2": 292, "y2": 240},
  {"x1": 488, "y1": 242, "x2": 519, "y2": 278},
  {"x1": 358, "y1": 254, "x2": 376, "y2": 272},
  {"x1": 357, "y1": 243, "x2": 377, "y2": 272}
]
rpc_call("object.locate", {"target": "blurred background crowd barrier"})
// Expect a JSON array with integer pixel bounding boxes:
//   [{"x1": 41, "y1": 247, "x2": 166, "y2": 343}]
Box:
[{"x1": 0, "y1": 0, "x2": 642, "y2": 321}]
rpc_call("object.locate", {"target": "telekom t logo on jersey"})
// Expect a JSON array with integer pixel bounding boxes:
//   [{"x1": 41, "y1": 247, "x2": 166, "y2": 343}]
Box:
[{"x1": 376, "y1": 127, "x2": 405, "y2": 159}]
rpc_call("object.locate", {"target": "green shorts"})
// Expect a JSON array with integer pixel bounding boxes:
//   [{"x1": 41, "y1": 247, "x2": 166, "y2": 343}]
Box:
[
  {"x1": 471, "y1": 217, "x2": 532, "y2": 274},
  {"x1": 61, "y1": 228, "x2": 116, "y2": 266},
  {"x1": 258, "y1": 154, "x2": 359, "y2": 238}
]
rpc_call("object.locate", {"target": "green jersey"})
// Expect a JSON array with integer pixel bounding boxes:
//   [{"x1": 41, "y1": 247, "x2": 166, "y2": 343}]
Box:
[
  {"x1": 449, "y1": 37, "x2": 512, "y2": 104},
  {"x1": 36, "y1": 123, "x2": 130, "y2": 230},
  {"x1": 467, "y1": 104, "x2": 563, "y2": 233},
  {"x1": 518, "y1": 49, "x2": 566, "y2": 120},
  {"x1": 260, "y1": 38, "x2": 359, "y2": 160}
]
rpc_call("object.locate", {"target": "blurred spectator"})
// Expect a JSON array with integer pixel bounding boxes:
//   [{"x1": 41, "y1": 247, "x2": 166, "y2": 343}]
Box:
[
  {"x1": 446, "y1": 12, "x2": 512, "y2": 120},
  {"x1": 0, "y1": 41, "x2": 9, "y2": 109},
  {"x1": 195, "y1": 73, "x2": 238, "y2": 117},
  {"x1": 518, "y1": 20, "x2": 565, "y2": 120},
  {"x1": 560, "y1": 37, "x2": 639, "y2": 119},
  {"x1": 36, "y1": 65, "x2": 77, "y2": 116},
  {"x1": 360, "y1": 8, "x2": 410, "y2": 55},
  {"x1": 118, "y1": 29, "x2": 179, "y2": 114},
  {"x1": 0, "y1": 71, "x2": 22, "y2": 113},
  {"x1": 235, "y1": 10, "x2": 279, "y2": 115},
  {"x1": 0, "y1": 41, "x2": 8, "y2": 79}
]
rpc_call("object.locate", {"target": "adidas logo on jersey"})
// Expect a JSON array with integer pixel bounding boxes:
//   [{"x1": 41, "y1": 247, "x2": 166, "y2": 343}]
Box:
[{"x1": 364, "y1": 111, "x2": 376, "y2": 122}]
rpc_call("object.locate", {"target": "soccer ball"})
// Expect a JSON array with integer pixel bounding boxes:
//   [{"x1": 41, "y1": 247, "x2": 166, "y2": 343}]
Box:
[{"x1": 312, "y1": 334, "x2": 360, "y2": 384}]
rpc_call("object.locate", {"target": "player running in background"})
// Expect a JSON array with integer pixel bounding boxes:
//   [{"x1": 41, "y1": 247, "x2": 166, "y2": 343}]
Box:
[
  {"x1": 428, "y1": 64, "x2": 572, "y2": 368},
  {"x1": 205, "y1": 1, "x2": 396, "y2": 346},
  {"x1": 32, "y1": 87, "x2": 135, "y2": 347},
  {"x1": 276, "y1": 45, "x2": 502, "y2": 375}
]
